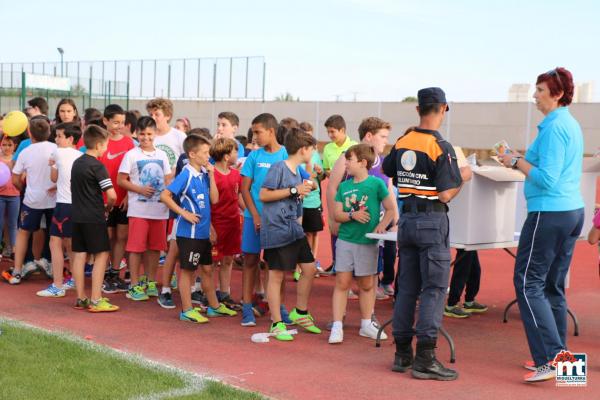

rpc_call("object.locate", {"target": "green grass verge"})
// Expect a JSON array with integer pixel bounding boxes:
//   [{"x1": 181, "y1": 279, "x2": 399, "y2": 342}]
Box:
[{"x1": 0, "y1": 320, "x2": 263, "y2": 400}]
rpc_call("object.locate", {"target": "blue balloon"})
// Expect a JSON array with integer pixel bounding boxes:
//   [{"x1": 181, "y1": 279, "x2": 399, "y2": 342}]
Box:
[{"x1": 0, "y1": 162, "x2": 11, "y2": 187}]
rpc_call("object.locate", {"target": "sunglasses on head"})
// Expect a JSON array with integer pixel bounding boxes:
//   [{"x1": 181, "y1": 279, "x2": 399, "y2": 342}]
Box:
[{"x1": 546, "y1": 68, "x2": 564, "y2": 92}]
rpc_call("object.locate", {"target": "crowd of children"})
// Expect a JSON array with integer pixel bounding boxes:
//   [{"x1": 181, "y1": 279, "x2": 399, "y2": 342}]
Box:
[{"x1": 0, "y1": 96, "x2": 404, "y2": 343}]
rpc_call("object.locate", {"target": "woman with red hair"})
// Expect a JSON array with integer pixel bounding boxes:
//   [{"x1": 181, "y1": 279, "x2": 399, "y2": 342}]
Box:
[{"x1": 499, "y1": 67, "x2": 584, "y2": 382}]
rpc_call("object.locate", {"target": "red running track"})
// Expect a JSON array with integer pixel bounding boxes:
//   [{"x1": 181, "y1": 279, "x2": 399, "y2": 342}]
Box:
[{"x1": 1, "y1": 181, "x2": 599, "y2": 399}]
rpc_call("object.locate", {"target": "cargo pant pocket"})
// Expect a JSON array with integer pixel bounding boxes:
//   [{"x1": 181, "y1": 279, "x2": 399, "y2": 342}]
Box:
[{"x1": 426, "y1": 249, "x2": 451, "y2": 289}]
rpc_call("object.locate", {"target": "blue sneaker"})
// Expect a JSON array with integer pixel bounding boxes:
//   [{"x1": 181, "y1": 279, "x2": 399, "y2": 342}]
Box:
[
  {"x1": 159, "y1": 255, "x2": 166, "y2": 266},
  {"x1": 241, "y1": 303, "x2": 256, "y2": 327},
  {"x1": 84, "y1": 263, "x2": 93, "y2": 277},
  {"x1": 281, "y1": 304, "x2": 292, "y2": 325}
]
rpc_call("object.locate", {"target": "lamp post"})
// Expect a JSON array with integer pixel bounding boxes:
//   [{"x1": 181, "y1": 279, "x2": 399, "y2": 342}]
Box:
[{"x1": 57, "y1": 47, "x2": 64, "y2": 77}]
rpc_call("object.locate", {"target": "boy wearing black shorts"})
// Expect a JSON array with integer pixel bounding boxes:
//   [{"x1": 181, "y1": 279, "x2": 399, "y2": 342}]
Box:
[
  {"x1": 259, "y1": 129, "x2": 322, "y2": 341},
  {"x1": 70, "y1": 125, "x2": 118, "y2": 312},
  {"x1": 160, "y1": 135, "x2": 237, "y2": 323}
]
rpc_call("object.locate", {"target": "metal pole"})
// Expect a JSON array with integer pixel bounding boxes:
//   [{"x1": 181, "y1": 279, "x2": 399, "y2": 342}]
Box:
[
  {"x1": 10, "y1": 63, "x2": 13, "y2": 88},
  {"x1": 126, "y1": 65, "x2": 130, "y2": 110},
  {"x1": 53, "y1": 65, "x2": 57, "y2": 77},
  {"x1": 66, "y1": 62, "x2": 69, "y2": 77},
  {"x1": 182, "y1": 59, "x2": 186, "y2": 98},
  {"x1": 228, "y1": 58, "x2": 233, "y2": 98},
  {"x1": 245, "y1": 57, "x2": 249, "y2": 98},
  {"x1": 89, "y1": 66, "x2": 93, "y2": 108},
  {"x1": 20, "y1": 71, "x2": 26, "y2": 110},
  {"x1": 167, "y1": 64, "x2": 171, "y2": 99},
  {"x1": 261, "y1": 62, "x2": 266, "y2": 103},
  {"x1": 108, "y1": 81, "x2": 111, "y2": 104},
  {"x1": 102, "y1": 61, "x2": 105, "y2": 97},
  {"x1": 60, "y1": 54, "x2": 64, "y2": 77},
  {"x1": 153, "y1": 59, "x2": 157, "y2": 97},
  {"x1": 140, "y1": 60, "x2": 144, "y2": 97},
  {"x1": 31, "y1": 62, "x2": 34, "y2": 74},
  {"x1": 197, "y1": 59, "x2": 201, "y2": 98},
  {"x1": 212, "y1": 62, "x2": 217, "y2": 102}
]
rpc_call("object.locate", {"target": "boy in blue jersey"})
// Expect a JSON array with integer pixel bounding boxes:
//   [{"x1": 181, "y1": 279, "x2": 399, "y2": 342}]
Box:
[
  {"x1": 239, "y1": 114, "x2": 288, "y2": 326},
  {"x1": 160, "y1": 135, "x2": 237, "y2": 323}
]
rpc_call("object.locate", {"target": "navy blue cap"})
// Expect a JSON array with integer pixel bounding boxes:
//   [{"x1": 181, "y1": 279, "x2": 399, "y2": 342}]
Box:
[{"x1": 417, "y1": 87, "x2": 450, "y2": 111}]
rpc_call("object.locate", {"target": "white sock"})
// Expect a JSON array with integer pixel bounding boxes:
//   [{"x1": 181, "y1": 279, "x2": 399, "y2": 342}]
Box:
[
  {"x1": 161, "y1": 287, "x2": 171, "y2": 294},
  {"x1": 361, "y1": 319, "x2": 372, "y2": 329},
  {"x1": 332, "y1": 321, "x2": 343, "y2": 330}
]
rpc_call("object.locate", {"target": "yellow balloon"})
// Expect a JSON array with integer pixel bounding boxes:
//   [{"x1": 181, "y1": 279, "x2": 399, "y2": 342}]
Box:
[{"x1": 3, "y1": 111, "x2": 28, "y2": 137}]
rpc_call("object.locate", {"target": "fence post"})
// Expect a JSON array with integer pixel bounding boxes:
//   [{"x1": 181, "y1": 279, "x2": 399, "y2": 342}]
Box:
[
  {"x1": 126, "y1": 64, "x2": 130, "y2": 110},
  {"x1": 89, "y1": 66, "x2": 93, "y2": 109},
  {"x1": 262, "y1": 62, "x2": 266, "y2": 103},
  {"x1": 182, "y1": 59, "x2": 186, "y2": 98},
  {"x1": 228, "y1": 57, "x2": 233, "y2": 99},
  {"x1": 197, "y1": 59, "x2": 201, "y2": 98},
  {"x1": 167, "y1": 64, "x2": 171, "y2": 99},
  {"x1": 20, "y1": 71, "x2": 26, "y2": 110},
  {"x1": 212, "y1": 62, "x2": 217, "y2": 102},
  {"x1": 140, "y1": 60, "x2": 144, "y2": 97},
  {"x1": 108, "y1": 81, "x2": 111, "y2": 106},
  {"x1": 245, "y1": 57, "x2": 249, "y2": 99},
  {"x1": 153, "y1": 59, "x2": 157, "y2": 97}
]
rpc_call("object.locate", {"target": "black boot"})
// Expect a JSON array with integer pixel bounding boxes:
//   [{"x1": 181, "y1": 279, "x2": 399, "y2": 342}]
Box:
[
  {"x1": 392, "y1": 337, "x2": 413, "y2": 373},
  {"x1": 412, "y1": 340, "x2": 458, "y2": 381}
]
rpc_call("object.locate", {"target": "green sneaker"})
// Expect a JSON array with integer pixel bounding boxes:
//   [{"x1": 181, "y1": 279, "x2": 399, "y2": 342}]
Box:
[
  {"x1": 207, "y1": 303, "x2": 238, "y2": 317},
  {"x1": 293, "y1": 271, "x2": 301, "y2": 282},
  {"x1": 444, "y1": 305, "x2": 471, "y2": 318},
  {"x1": 180, "y1": 308, "x2": 209, "y2": 323},
  {"x1": 170, "y1": 273, "x2": 178, "y2": 290},
  {"x1": 463, "y1": 301, "x2": 488, "y2": 314},
  {"x1": 138, "y1": 274, "x2": 148, "y2": 289},
  {"x1": 289, "y1": 308, "x2": 321, "y2": 334},
  {"x1": 146, "y1": 281, "x2": 159, "y2": 297},
  {"x1": 270, "y1": 321, "x2": 294, "y2": 341},
  {"x1": 126, "y1": 284, "x2": 149, "y2": 301},
  {"x1": 89, "y1": 297, "x2": 119, "y2": 313}
]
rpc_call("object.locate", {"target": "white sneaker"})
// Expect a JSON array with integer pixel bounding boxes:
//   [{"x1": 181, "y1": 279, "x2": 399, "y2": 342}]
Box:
[
  {"x1": 22, "y1": 261, "x2": 39, "y2": 277},
  {"x1": 36, "y1": 258, "x2": 53, "y2": 278},
  {"x1": 62, "y1": 278, "x2": 76, "y2": 290},
  {"x1": 524, "y1": 364, "x2": 555, "y2": 382},
  {"x1": 36, "y1": 284, "x2": 66, "y2": 298},
  {"x1": 359, "y1": 320, "x2": 388, "y2": 340},
  {"x1": 328, "y1": 327, "x2": 344, "y2": 344}
]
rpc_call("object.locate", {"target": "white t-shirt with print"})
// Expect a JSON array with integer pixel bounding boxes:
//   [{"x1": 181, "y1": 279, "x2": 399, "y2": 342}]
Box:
[
  {"x1": 51, "y1": 147, "x2": 82, "y2": 204},
  {"x1": 153, "y1": 127, "x2": 186, "y2": 170},
  {"x1": 13, "y1": 141, "x2": 57, "y2": 209},
  {"x1": 118, "y1": 146, "x2": 170, "y2": 219}
]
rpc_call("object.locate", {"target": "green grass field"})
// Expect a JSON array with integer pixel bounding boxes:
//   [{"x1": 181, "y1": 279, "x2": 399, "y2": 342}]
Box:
[{"x1": 0, "y1": 320, "x2": 263, "y2": 400}]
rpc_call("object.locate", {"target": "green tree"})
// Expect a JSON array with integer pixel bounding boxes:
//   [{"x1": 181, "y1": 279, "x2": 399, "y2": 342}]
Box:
[
  {"x1": 275, "y1": 92, "x2": 299, "y2": 102},
  {"x1": 402, "y1": 96, "x2": 418, "y2": 102}
]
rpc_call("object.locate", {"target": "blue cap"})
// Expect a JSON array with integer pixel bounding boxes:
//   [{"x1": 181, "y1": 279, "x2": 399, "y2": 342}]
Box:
[{"x1": 417, "y1": 87, "x2": 450, "y2": 111}]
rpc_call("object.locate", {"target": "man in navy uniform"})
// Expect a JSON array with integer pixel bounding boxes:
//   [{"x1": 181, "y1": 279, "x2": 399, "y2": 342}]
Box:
[{"x1": 383, "y1": 87, "x2": 472, "y2": 381}]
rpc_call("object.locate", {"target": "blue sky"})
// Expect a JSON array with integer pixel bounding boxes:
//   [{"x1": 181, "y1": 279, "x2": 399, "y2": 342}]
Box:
[{"x1": 1, "y1": 0, "x2": 598, "y2": 101}]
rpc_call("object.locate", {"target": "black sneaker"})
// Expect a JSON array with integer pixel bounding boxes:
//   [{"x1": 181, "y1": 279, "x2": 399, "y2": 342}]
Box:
[
  {"x1": 443, "y1": 305, "x2": 471, "y2": 319},
  {"x1": 220, "y1": 294, "x2": 242, "y2": 311},
  {"x1": 191, "y1": 290, "x2": 207, "y2": 306},
  {"x1": 157, "y1": 291, "x2": 176, "y2": 309},
  {"x1": 102, "y1": 278, "x2": 118, "y2": 294},
  {"x1": 111, "y1": 276, "x2": 129, "y2": 293},
  {"x1": 463, "y1": 301, "x2": 488, "y2": 314}
]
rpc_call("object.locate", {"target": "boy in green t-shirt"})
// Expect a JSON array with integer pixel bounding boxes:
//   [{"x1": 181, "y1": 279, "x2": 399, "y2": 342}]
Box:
[{"x1": 329, "y1": 144, "x2": 395, "y2": 344}]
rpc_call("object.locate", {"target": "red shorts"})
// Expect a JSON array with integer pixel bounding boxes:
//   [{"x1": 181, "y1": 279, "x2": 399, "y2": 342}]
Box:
[
  {"x1": 125, "y1": 217, "x2": 168, "y2": 253},
  {"x1": 212, "y1": 220, "x2": 242, "y2": 261}
]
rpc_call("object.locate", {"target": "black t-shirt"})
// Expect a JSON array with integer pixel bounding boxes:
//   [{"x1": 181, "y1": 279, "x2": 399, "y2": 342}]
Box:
[
  {"x1": 382, "y1": 128, "x2": 462, "y2": 201},
  {"x1": 71, "y1": 154, "x2": 113, "y2": 223}
]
